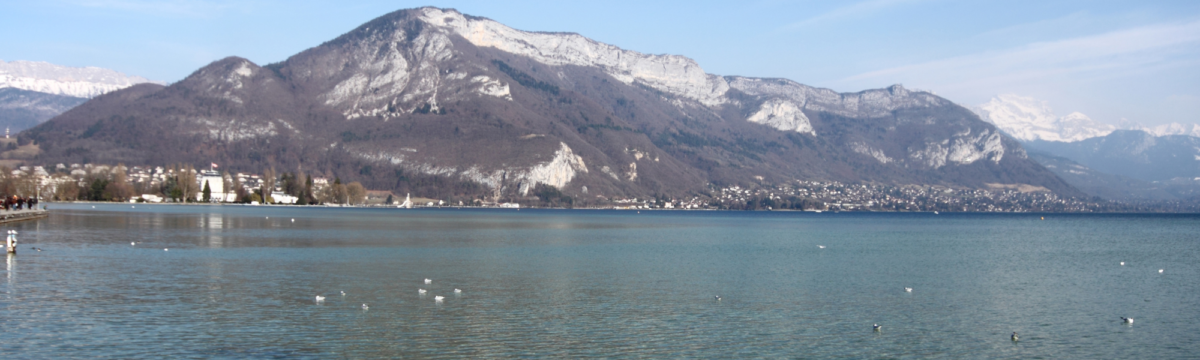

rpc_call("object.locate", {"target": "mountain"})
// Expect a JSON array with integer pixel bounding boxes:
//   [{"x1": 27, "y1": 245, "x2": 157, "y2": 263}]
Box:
[
  {"x1": 0, "y1": 60, "x2": 159, "y2": 132},
  {"x1": 0, "y1": 88, "x2": 87, "y2": 133},
  {"x1": 1125, "y1": 121, "x2": 1200, "y2": 138},
  {"x1": 973, "y1": 94, "x2": 1115, "y2": 142},
  {"x1": 1024, "y1": 130, "x2": 1200, "y2": 183},
  {"x1": 19, "y1": 7, "x2": 1079, "y2": 201},
  {"x1": 0, "y1": 60, "x2": 157, "y2": 98},
  {"x1": 1027, "y1": 151, "x2": 1193, "y2": 201}
]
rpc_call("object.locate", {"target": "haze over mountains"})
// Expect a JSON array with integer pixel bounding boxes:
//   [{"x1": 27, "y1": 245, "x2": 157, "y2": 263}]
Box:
[
  {"x1": 972, "y1": 94, "x2": 1200, "y2": 202},
  {"x1": 36, "y1": 6, "x2": 1200, "y2": 204},
  {"x1": 0, "y1": 60, "x2": 157, "y2": 133}
]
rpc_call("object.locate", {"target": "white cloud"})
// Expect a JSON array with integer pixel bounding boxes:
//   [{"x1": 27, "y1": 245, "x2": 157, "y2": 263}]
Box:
[
  {"x1": 776, "y1": 0, "x2": 926, "y2": 31},
  {"x1": 68, "y1": 0, "x2": 238, "y2": 17},
  {"x1": 838, "y1": 19, "x2": 1200, "y2": 91}
]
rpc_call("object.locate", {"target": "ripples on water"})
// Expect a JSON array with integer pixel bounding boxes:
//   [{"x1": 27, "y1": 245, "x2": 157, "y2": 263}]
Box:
[{"x1": 1, "y1": 204, "x2": 1197, "y2": 358}]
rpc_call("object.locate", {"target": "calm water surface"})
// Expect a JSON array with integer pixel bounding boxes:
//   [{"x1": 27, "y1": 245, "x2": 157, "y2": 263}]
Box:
[{"x1": 1, "y1": 204, "x2": 1197, "y2": 358}]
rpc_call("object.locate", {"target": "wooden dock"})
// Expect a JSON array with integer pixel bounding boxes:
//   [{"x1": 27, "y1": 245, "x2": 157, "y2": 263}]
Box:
[{"x1": 0, "y1": 210, "x2": 48, "y2": 225}]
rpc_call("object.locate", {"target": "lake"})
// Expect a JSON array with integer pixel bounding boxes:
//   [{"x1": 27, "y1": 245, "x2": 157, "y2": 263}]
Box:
[{"x1": 1, "y1": 204, "x2": 1197, "y2": 358}]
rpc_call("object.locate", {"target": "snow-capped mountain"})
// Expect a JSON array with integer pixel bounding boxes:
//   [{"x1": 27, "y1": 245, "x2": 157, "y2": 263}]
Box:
[
  {"x1": 973, "y1": 94, "x2": 1115, "y2": 142},
  {"x1": 0, "y1": 60, "x2": 158, "y2": 98},
  {"x1": 1122, "y1": 121, "x2": 1200, "y2": 137}
]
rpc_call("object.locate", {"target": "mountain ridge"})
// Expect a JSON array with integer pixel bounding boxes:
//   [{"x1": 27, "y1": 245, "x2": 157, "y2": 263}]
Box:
[
  {"x1": 0, "y1": 60, "x2": 159, "y2": 98},
  {"x1": 21, "y1": 7, "x2": 1080, "y2": 200}
]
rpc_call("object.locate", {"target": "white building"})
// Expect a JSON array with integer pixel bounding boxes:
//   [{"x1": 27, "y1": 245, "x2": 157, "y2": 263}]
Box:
[{"x1": 197, "y1": 170, "x2": 236, "y2": 202}]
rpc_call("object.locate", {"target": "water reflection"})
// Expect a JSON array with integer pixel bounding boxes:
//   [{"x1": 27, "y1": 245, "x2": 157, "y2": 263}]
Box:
[{"x1": 204, "y1": 213, "x2": 224, "y2": 248}]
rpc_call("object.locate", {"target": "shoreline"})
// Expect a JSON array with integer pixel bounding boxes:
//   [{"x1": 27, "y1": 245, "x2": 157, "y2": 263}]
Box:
[{"x1": 48, "y1": 201, "x2": 1200, "y2": 214}]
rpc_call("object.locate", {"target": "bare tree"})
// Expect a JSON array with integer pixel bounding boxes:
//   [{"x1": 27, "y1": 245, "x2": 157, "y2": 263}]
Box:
[
  {"x1": 222, "y1": 171, "x2": 233, "y2": 203},
  {"x1": 346, "y1": 182, "x2": 366, "y2": 205},
  {"x1": 261, "y1": 167, "x2": 276, "y2": 203},
  {"x1": 174, "y1": 164, "x2": 199, "y2": 202}
]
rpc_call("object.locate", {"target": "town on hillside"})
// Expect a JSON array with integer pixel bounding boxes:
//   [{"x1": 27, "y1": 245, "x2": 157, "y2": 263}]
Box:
[{"x1": 0, "y1": 161, "x2": 1186, "y2": 212}]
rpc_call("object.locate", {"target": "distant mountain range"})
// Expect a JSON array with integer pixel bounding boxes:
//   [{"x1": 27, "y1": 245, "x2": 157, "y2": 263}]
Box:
[
  {"x1": 1025, "y1": 131, "x2": 1200, "y2": 182},
  {"x1": 0, "y1": 88, "x2": 87, "y2": 133},
  {"x1": 0, "y1": 60, "x2": 157, "y2": 98},
  {"x1": 973, "y1": 94, "x2": 1200, "y2": 142},
  {"x1": 970, "y1": 94, "x2": 1200, "y2": 202},
  {"x1": 0, "y1": 60, "x2": 157, "y2": 132},
  {"x1": 15, "y1": 8, "x2": 1083, "y2": 200}
]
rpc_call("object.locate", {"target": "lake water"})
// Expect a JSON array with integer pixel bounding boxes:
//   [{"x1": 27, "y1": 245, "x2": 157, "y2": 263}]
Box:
[{"x1": 1, "y1": 204, "x2": 1197, "y2": 358}]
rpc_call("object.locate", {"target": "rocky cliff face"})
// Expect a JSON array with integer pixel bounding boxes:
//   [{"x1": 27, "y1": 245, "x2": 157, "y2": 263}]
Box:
[{"x1": 23, "y1": 7, "x2": 1079, "y2": 200}]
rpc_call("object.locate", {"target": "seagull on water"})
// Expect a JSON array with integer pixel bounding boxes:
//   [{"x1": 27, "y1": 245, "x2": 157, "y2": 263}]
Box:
[
  {"x1": 418, "y1": 289, "x2": 427, "y2": 294},
  {"x1": 362, "y1": 303, "x2": 369, "y2": 310},
  {"x1": 341, "y1": 291, "x2": 346, "y2": 296},
  {"x1": 164, "y1": 248, "x2": 169, "y2": 251},
  {"x1": 1121, "y1": 317, "x2": 1134, "y2": 324},
  {"x1": 434, "y1": 296, "x2": 444, "y2": 302},
  {"x1": 454, "y1": 289, "x2": 462, "y2": 293},
  {"x1": 131, "y1": 242, "x2": 136, "y2": 246},
  {"x1": 424, "y1": 278, "x2": 432, "y2": 284},
  {"x1": 714, "y1": 295, "x2": 722, "y2": 301},
  {"x1": 873, "y1": 324, "x2": 881, "y2": 331},
  {"x1": 1120, "y1": 262, "x2": 1125, "y2": 266},
  {"x1": 1159, "y1": 269, "x2": 1164, "y2": 273},
  {"x1": 1011, "y1": 332, "x2": 1019, "y2": 341},
  {"x1": 905, "y1": 287, "x2": 913, "y2": 292},
  {"x1": 818, "y1": 245, "x2": 826, "y2": 249},
  {"x1": 315, "y1": 295, "x2": 325, "y2": 302}
]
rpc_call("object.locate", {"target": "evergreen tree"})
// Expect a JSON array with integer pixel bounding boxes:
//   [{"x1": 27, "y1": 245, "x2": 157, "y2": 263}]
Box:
[{"x1": 202, "y1": 180, "x2": 212, "y2": 202}]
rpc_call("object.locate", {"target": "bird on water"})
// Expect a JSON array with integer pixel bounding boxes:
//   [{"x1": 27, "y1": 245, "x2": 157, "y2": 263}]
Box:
[
  {"x1": 362, "y1": 304, "x2": 369, "y2": 310},
  {"x1": 418, "y1": 289, "x2": 427, "y2": 294},
  {"x1": 425, "y1": 278, "x2": 432, "y2": 284},
  {"x1": 905, "y1": 287, "x2": 913, "y2": 292},
  {"x1": 1121, "y1": 317, "x2": 1134, "y2": 324},
  {"x1": 1011, "y1": 332, "x2": 1019, "y2": 341},
  {"x1": 315, "y1": 295, "x2": 325, "y2": 302},
  {"x1": 714, "y1": 295, "x2": 721, "y2": 301},
  {"x1": 873, "y1": 324, "x2": 881, "y2": 331}
]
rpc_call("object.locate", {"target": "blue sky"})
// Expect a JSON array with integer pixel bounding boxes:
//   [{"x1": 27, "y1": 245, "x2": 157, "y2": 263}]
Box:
[{"x1": 3, "y1": 0, "x2": 1198, "y2": 127}]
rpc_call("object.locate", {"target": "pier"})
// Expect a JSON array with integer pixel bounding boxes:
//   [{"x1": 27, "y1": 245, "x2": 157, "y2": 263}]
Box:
[{"x1": 0, "y1": 209, "x2": 48, "y2": 225}]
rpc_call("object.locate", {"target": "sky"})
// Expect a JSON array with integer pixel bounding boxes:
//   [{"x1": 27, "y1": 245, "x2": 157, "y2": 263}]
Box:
[{"x1": 2, "y1": 0, "x2": 1198, "y2": 127}]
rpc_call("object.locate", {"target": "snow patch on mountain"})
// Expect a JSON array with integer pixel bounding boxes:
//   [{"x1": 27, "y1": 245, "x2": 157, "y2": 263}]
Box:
[
  {"x1": 471, "y1": 75, "x2": 511, "y2": 100},
  {"x1": 0, "y1": 60, "x2": 157, "y2": 98},
  {"x1": 851, "y1": 142, "x2": 892, "y2": 164},
  {"x1": 974, "y1": 94, "x2": 1115, "y2": 142},
  {"x1": 1125, "y1": 121, "x2": 1200, "y2": 137}
]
